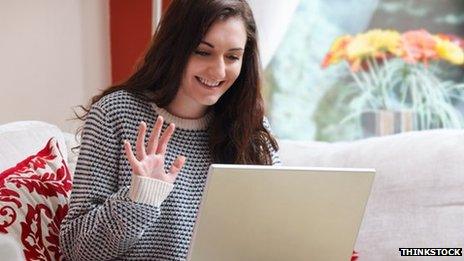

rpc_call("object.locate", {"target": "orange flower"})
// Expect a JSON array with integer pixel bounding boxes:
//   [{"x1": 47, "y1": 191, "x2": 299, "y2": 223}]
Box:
[
  {"x1": 321, "y1": 29, "x2": 464, "y2": 71},
  {"x1": 321, "y1": 35, "x2": 352, "y2": 68},
  {"x1": 400, "y1": 29, "x2": 438, "y2": 65}
]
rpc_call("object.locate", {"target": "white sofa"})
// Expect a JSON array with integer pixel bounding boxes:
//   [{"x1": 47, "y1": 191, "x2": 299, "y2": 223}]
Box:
[
  {"x1": 279, "y1": 130, "x2": 464, "y2": 260},
  {"x1": 1, "y1": 121, "x2": 463, "y2": 260},
  {"x1": 0, "y1": 121, "x2": 79, "y2": 175}
]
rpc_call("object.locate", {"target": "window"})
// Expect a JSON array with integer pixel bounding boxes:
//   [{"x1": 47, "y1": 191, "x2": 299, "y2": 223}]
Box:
[{"x1": 265, "y1": 0, "x2": 464, "y2": 141}]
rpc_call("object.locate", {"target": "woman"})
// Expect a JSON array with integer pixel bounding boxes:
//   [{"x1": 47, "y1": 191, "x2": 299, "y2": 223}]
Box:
[{"x1": 59, "y1": 0, "x2": 280, "y2": 260}]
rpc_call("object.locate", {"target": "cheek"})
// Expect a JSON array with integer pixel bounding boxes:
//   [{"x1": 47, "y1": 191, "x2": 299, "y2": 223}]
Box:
[
  {"x1": 184, "y1": 64, "x2": 196, "y2": 79},
  {"x1": 182, "y1": 63, "x2": 199, "y2": 86},
  {"x1": 183, "y1": 56, "x2": 201, "y2": 77},
  {"x1": 229, "y1": 62, "x2": 243, "y2": 81}
]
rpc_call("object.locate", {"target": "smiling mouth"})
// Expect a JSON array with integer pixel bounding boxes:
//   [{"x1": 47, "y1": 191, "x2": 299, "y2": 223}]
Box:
[{"x1": 195, "y1": 76, "x2": 224, "y2": 88}]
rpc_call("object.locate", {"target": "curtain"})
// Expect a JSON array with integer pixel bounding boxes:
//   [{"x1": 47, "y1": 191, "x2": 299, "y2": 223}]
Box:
[{"x1": 247, "y1": 0, "x2": 300, "y2": 68}]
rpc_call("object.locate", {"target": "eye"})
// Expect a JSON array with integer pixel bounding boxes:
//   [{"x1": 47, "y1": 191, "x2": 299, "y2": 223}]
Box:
[
  {"x1": 194, "y1": 50, "x2": 209, "y2": 56},
  {"x1": 227, "y1": 55, "x2": 240, "y2": 61}
]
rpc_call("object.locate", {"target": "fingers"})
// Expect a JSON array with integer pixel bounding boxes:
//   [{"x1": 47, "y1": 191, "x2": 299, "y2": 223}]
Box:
[
  {"x1": 124, "y1": 140, "x2": 137, "y2": 170},
  {"x1": 156, "y1": 123, "x2": 175, "y2": 155},
  {"x1": 136, "y1": 121, "x2": 147, "y2": 160},
  {"x1": 168, "y1": 155, "x2": 186, "y2": 181},
  {"x1": 147, "y1": 116, "x2": 163, "y2": 155}
]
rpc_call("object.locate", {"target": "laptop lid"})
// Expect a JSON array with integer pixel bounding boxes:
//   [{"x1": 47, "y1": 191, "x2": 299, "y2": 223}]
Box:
[{"x1": 187, "y1": 164, "x2": 375, "y2": 261}]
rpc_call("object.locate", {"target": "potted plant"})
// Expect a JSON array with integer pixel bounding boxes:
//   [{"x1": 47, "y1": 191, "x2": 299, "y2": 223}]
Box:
[{"x1": 321, "y1": 29, "x2": 464, "y2": 137}]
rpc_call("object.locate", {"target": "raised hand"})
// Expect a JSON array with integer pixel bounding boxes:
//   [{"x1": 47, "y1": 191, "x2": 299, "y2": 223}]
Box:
[{"x1": 124, "y1": 116, "x2": 185, "y2": 184}]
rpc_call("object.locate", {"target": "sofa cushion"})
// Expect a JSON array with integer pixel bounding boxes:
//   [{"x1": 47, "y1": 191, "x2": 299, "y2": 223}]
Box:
[
  {"x1": 0, "y1": 138, "x2": 72, "y2": 260},
  {"x1": 0, "y1": 234, "x2": 24, "y2": 260},
  {"x1": 278, "y1": 129, "x2": 464, "y2": 260}
]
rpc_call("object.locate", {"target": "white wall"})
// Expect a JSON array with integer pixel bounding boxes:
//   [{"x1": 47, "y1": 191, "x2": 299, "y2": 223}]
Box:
[{"x1": 0, "y1": 0, "x2": 110, "y2": 132}]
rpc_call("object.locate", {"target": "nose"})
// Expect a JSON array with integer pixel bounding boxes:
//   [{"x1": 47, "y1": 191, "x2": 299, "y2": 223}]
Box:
[{"x1": 207, "y1": 57, "x2": 226, "y2": 80}]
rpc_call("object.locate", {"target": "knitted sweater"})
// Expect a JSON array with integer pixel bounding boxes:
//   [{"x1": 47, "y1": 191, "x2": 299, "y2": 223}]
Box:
[{"x1": 59, "y1": 90, "x2": 281, "y2": 260}]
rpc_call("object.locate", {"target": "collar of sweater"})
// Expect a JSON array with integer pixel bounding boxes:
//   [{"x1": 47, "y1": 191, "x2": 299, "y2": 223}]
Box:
[{"x1": 151, "y1": 103, "x2": 213, "y2": 131}]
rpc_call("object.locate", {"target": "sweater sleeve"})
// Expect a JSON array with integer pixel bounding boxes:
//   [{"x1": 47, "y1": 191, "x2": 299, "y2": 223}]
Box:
[
  {"x1": 263, "y1": 116, "x2": 282, "y2": 166},
  {"x1": 59, "y1": 103, "x2": 172, "y2": 260}
]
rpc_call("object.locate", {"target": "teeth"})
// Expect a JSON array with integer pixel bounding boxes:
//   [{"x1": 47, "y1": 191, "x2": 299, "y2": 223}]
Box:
[{"x1": 198, "y1": 77, "x2": 221, "y2": 87}]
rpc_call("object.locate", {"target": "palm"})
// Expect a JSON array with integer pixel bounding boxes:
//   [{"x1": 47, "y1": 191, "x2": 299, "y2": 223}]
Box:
[
  {"x1": 135, "y1": 154, "x2": 171, "y2": 182},
  {"x1": 124, "y1": 116, "x2": 186, "y2": 184}
]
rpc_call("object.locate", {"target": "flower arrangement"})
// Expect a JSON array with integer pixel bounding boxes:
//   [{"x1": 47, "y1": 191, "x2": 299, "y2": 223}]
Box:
[{"x1": 321, "y1": 29, "x2": 464, "y2": 130}]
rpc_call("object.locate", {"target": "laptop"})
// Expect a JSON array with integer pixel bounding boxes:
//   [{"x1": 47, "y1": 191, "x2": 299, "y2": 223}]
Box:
[{"x1": 187, "y1": 164, "x2": 375, "y2": 261}]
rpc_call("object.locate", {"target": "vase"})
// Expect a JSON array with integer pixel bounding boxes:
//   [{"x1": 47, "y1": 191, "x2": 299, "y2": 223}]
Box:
[{"x1": 361, "y1": 110, "x2": 415, "y2": 137}]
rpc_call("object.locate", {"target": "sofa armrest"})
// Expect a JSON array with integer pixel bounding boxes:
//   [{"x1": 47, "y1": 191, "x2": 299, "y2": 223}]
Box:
[
  {"x1": 62, "y1": 132, "x2": 80, "y2": 174},
  {"x1": 0, "y1": 121, "x2": 68, "y2": 172}
]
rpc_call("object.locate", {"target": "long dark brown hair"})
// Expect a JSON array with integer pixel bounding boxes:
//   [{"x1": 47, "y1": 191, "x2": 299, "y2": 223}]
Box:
[{"x1": 77, "y1": 0, "x2": 278, "y2": 164}]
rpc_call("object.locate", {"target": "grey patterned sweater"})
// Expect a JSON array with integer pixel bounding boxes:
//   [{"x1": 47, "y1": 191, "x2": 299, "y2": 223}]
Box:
[{"x1": 59, "y1": 90, "x2": 281, "y2": 260}]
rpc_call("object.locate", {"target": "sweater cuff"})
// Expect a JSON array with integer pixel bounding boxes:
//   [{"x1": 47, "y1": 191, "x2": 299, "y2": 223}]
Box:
[{"x1": 129, "y1": 174, "x2": 174, "y2": 206}]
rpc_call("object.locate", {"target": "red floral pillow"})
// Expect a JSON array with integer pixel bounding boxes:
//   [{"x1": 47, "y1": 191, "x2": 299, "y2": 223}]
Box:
[{"x1": 0, "y1": 138, "x2": 72, "y2": 261}]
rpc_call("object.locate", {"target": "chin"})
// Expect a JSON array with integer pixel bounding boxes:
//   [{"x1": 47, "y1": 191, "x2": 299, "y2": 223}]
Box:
[{"x1": 199, "y1": 96, "x2": 221, "y2": 106}]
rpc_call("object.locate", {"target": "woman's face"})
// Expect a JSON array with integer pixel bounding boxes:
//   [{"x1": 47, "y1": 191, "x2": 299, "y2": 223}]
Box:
[{"x1": 173, "y1": 17, "x2": 247, "y2": 117}]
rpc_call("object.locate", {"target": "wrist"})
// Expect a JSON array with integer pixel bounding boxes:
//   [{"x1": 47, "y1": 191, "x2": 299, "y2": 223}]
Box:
[{"x1": 129, "y1": 174, "x2": 174, "y2": 206}]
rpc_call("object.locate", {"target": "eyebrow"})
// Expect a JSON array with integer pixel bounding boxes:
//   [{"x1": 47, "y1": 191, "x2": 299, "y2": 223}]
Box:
[{"x1": 200, "y1": 40, "x2": 244, "y2": 51}]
